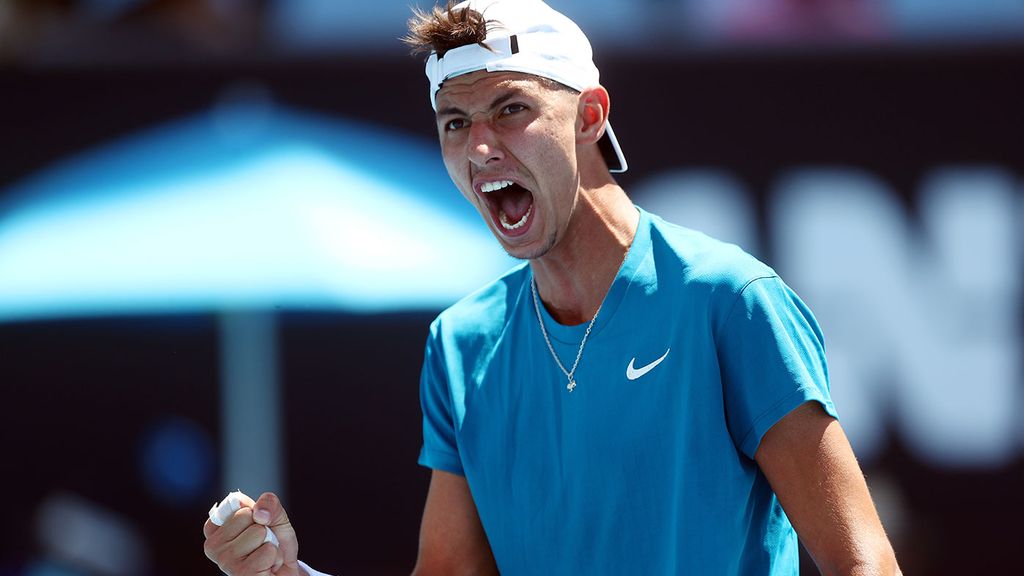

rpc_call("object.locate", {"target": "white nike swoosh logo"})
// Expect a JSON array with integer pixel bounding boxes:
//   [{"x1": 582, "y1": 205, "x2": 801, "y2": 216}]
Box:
[{"x1": 626, "y1": 348, "x2": 671, "y2": 381}]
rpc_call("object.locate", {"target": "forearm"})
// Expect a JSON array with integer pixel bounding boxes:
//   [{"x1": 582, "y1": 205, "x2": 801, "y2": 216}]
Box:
[
  {"x1": 839, "y1": 563, "x2": 903, "y2": 576},
  {"x1": 804, "y1": 513, "x2": 902, "y2": 576},
  {"x1": 756, "y1": 405, "x2": 902, "y2": 576},
  {"x1": 818, "y1": 560, "x2": 901, "y2": 576},
  {"x1": 830, "y1": 544, "x2": 903, "y2": 576}
]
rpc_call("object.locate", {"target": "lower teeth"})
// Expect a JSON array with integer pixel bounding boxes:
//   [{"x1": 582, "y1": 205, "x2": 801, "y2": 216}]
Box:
[{"x1": 500, "y1": 205, "x2": 532, "y2": 230}]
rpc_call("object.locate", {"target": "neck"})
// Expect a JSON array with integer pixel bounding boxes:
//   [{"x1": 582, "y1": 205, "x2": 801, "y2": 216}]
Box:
[{"x1": 530, "y1": 175, "x2": 639, "y2": 325}]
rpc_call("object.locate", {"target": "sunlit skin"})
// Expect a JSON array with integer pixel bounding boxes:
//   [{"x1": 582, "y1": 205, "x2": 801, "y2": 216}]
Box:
[
  {"x1": 435, "y1": 72, "x2": 580, "y2": 260},
  {"x1": 434, "y1": 70, "x2": 639, "y2": 325}
]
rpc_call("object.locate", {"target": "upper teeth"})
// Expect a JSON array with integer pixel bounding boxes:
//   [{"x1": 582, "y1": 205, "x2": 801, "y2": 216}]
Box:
[{"x1": 481, "y1": 180, "x2": 514, "y2": 193}]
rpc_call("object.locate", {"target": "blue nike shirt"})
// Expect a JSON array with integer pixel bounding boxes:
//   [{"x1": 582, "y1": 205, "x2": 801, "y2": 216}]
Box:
[{"x1": 419, "y1": 207, "x2": 836, "y2": 574}]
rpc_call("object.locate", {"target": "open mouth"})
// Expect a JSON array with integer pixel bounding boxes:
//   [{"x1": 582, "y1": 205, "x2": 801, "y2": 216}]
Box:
[{"x1": 479, "y1": 180, "x2": 535, "y2": 234}]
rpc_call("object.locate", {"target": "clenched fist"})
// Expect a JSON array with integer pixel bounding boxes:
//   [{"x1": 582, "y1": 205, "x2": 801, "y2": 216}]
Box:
[{"x1": 203, "y1": 491, "x2": 302, "y2": 576}]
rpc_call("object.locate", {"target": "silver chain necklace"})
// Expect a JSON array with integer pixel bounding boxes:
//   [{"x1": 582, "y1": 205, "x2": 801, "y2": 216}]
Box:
[{"x1": 530, "y1": 276, "x2": 605, "y2": 393}]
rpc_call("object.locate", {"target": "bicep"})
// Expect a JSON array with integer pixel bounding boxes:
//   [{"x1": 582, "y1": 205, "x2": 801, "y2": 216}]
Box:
[
  {"x1": 413, "y1": 470, "x2": 498, "y2": 576},
  {"x1": 755, "y1": 402, "x2": 899, "y2": 575}
]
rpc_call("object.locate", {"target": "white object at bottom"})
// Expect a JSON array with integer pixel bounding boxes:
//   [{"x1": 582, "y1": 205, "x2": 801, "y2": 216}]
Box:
[{"x1": 298, "y1": 560, "x2": 335, "y2": 576}]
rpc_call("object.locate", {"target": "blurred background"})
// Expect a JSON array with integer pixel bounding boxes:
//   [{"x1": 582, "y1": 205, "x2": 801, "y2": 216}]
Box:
[{"x1": 0, "y1": 0, "x2": 1021, "y2": 574}]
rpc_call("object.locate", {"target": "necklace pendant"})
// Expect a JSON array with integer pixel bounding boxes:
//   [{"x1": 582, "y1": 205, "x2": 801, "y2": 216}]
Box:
[{"x1": 567, "y1": 379, "x2": 577, "y2": 393}]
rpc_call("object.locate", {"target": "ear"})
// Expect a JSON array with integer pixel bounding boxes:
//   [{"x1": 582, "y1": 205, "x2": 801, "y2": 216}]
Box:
[{"x1": 575, "y1": 86, "x2": 611, "y2": 146}]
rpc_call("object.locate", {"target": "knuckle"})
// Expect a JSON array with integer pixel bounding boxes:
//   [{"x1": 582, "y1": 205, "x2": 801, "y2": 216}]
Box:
[
  {"x1": 242, "y1": 523, "x2": 267, "y2": 542},
  {"x1": 242, "y1": 542, "x2": 277, "y2": 573},
  {"x1": 215, "y1": 549, "x2": 237, "y2": 571},
  {"x1": 231, "y1": 506, "x2": 254, "y2": 524},
  {"x1": 203, "y1": 540, "x2": 217, "y2": 561},
  {"x1": 257, "y1": 542, "x2": 278, "y2": 562}
]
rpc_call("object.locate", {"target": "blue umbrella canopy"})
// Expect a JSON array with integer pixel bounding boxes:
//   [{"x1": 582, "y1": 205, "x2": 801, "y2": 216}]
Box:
[
  {"x1": 0, "y1": 99, "x2": 509, "y2": 322},
  {"x1": 0, "y1": 97, "x2": 514, "y2": 500}
]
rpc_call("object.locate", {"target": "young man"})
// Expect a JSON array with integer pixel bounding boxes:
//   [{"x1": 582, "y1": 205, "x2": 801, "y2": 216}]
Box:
[{"x1": 203, "y1": 1, "x2": 902, "y2": 574}]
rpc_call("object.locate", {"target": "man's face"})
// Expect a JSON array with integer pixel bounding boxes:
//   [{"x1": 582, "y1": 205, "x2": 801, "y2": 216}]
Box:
[{"x1": 434, "y1": 71, "x2": 581, "y2": 260}]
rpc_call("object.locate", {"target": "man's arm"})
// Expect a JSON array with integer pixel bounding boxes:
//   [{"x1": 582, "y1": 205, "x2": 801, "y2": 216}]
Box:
[
  {"x1": 412, "y1": 470, "x2": 498, "y2": 576},
  {"x1": 755, "y1": 402, "x2": 902, "y2": 576}
]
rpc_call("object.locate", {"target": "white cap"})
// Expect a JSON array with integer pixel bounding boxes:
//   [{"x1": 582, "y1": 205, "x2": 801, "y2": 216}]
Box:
[{"x1": 424, "y1": 0, "x2": 627, "y2": 173}]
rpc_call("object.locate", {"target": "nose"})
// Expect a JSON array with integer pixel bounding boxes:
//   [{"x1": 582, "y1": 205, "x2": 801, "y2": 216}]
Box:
[{"x1": 467, "y1": 118, "x2": 503, "y2": 168}]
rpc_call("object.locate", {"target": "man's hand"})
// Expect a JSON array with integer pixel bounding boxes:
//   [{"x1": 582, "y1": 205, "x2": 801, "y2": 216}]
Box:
[{"x1": 203, "y1": 492, "x2": 303, "y2": 576}]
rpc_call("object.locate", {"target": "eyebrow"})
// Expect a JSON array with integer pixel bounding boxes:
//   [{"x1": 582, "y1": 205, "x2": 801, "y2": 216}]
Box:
[{"x1": 436, "y1": 89, "x2": 522, "y2": 119}]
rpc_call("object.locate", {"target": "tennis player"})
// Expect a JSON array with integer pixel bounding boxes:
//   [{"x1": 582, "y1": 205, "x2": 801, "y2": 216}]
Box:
[{"x1": 203, "y1": 1, "x2": 902, "y2": 574}]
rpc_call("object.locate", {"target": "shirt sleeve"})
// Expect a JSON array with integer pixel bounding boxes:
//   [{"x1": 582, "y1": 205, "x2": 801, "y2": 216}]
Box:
[
  {"x1": 417, "y1": 321, "x2": 465, "y2": 475},
  {"x1": 716, "y1": 276, "x2": 838, "y2": 459}
]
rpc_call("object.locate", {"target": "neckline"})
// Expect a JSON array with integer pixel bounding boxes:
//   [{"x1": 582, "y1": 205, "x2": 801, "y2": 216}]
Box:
[{"x1": 529, "y1": 206, "x2": 651, "y2": 345}]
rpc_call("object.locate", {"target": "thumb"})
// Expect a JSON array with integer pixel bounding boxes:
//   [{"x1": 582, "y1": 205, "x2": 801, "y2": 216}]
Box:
[
  {"x1": 253, "y1": 492, "x2": 299, "y2": 572},
  {"x1": 252, "y1": 492, "x2": 289, "y2": 527}
]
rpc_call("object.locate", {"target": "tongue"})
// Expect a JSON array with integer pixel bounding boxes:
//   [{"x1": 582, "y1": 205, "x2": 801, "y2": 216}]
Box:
[{"x1": 499, "y1": 184, "x2": 533, "y2": 222}]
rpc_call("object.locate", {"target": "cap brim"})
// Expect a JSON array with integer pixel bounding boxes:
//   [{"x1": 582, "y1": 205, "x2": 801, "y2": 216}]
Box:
[{"x1": 598, "y1": 122, "x2": 628, "y2": 173}]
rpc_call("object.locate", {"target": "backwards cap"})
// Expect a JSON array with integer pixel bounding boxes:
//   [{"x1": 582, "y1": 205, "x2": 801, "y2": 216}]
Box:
[{"x1": 425, "y1": 0, "x2": 627, "y2": 173}]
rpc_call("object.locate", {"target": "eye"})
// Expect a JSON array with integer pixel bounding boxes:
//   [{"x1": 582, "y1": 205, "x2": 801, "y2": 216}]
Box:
[
  {"x1": 444, "y1": 118, "x2": 467, "y2": 132},
  {"x1": 502, "y1": 103, "x2": 527, "y2": 115}
]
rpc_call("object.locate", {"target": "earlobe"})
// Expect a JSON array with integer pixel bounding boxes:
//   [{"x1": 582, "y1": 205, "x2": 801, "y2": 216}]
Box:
[{"x1": 576, "y1": 86, "x2": 610, "y2": 145}]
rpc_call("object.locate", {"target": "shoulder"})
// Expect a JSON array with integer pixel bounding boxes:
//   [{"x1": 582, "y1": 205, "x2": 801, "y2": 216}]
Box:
[
  {"x1": 428, "y1": 262, "x2": 530, "y2": 344},
  {"x1": 644, "y1": 210, "x2": 777, "y2": 294}
]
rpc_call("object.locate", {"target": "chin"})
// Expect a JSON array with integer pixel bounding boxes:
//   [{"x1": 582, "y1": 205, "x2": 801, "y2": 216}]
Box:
[{"x1": 497, "y1": 230, "x2": 557, "y2": 262}]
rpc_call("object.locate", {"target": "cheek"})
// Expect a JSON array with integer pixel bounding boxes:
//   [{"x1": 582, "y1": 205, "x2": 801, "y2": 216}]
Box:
[
  {"x1": 526, "y1": 115, "x2": 575, "y2": 156},
  {"x1": 520, "y1": 124, "x2": 575, "y2": 178},
  {"x1": 440, "y1": 145, "x2": 464, "y2": 181},
  {"x1": 440, "y1": 155, "x2": 477, "y2": 205}
]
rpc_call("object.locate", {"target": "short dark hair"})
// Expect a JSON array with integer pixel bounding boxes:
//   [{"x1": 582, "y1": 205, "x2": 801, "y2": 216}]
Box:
[{"x1": 402, "y1": 0, "x2": 490, "y2": 58}]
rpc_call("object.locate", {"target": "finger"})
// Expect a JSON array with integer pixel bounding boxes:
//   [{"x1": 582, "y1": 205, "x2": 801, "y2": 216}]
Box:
[
  {"x1": 215, "y1": 506, "x2": 257, "y2": 544},
  {"x1": 235, "y1": 523, "x2": 275, "y2": 557},
  {"x1": 209, "y1": 490, "x2": 257, "y2": 527},
  {"x1": 252, "y1": 493, "x2": 298, "y2": 570},
  {"x1": 206, "y1": 490, "x2": 253, "y2": 541},
  {"x1": 204, "y1": 507, "x2": 252, "y2": 564},
  {"x1": 239, "y1": 541, "x2": 278, "y2": 575},
  {"x1": 253, "y1": 492, "x2": 290, "y2": 527},
  {"x1": 217, "y1": 522, "x2": 275, "y2": 569},
  {"x1": 207, "y1": 510, "x2": 267, "y2": 565},
  {"x1": 273, "y1": 546, "x2": 284, "y2": 573},
  {"x1": 269, "y1": 523, "x2": 298, "y2": 569},
  {"x1": 205, "y1": 490, "x2": 259, "y2": 546}
]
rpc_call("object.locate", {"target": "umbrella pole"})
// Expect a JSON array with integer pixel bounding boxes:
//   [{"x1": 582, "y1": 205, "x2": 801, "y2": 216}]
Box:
[{"x1": 218, "y1": 311, "x2": 284, "y2": 500}]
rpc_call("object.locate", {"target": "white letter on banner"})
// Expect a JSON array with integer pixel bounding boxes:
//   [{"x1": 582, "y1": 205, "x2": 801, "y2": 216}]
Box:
[{"x1": 771, "y1": 167, "x2": 1021, "y2": 468}]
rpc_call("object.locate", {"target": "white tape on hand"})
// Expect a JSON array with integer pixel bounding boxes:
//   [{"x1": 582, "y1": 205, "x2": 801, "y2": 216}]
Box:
[
  {"x1": 209, "y1": 491, "x2": 280, "y2": 547},
  {"x1": 208, "y1": 491, "x2": 244, "y2": 526},
  {"x1": 264, "y1": 525, "x2": 280, "y2": 546}
]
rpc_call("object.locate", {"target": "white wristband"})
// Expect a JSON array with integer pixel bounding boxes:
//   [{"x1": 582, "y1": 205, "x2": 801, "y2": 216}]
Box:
[
  {"x1": 209, "y1": 491, "x2": 279, "y2": 547},
  {"x1": 298, "y1": 560, "x2": 336, "y2": 576}
]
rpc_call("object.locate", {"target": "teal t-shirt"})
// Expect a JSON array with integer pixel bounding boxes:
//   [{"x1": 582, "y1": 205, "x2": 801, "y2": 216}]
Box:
[{"x1": 418, "y1": 207, "x2": 836, "y2": 574}]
